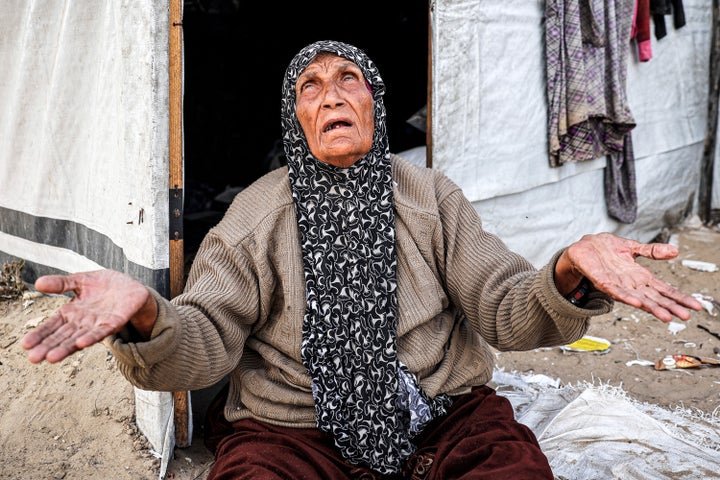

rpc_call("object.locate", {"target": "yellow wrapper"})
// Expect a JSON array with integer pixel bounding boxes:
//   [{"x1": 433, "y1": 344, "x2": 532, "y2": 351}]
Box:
[{"x1": 561, "y1": 335, "x2": 611, "y2": 353}]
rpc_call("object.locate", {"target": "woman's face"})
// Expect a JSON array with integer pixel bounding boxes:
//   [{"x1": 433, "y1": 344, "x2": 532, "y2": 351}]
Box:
[{"x1": 295, "y1": 53, "x2": 374, "y2": 168}]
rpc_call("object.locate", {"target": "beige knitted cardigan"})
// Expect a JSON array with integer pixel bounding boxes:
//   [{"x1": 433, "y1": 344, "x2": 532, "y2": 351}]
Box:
[{"x1": 107, "y1": 155, "x2": 612, "y2": 427}]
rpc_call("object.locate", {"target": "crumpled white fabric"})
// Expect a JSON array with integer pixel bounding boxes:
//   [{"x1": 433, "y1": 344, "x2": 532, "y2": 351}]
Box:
[
  {"x1": 134, "y1": 388, "x2": 190, "y2": 480},
  {"x1": 491, "y1": 368, "x2": 720, "y2": 480}
]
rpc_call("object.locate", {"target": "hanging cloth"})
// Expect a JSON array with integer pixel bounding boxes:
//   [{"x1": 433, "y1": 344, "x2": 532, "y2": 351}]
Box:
[
  {"x1": 632, "y1": 0, "x2": 653, "y2": 62},
  {"x1": 605, "y1": 132, "x2": 638, "y2": 223},
  {"x1": 545, "y1": 0, "x2": 637, "y2": 167},
  {"x1": 650, "y1": 0, "x2": 686, "y2": 40}
]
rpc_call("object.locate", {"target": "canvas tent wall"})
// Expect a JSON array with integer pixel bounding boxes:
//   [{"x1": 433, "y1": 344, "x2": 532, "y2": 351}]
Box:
[
  {"x1": 0, "y1": 1, "x2": 172, "y2": 296},
  {"x1": 428, "y1": 0, "x2": 718, "y2": 268}
]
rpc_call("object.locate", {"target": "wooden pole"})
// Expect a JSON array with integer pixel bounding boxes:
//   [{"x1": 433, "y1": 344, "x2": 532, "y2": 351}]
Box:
[
  {"x1": 168, "y1": 0, "x2": 189, "y2": 448},
  {"x1": 426, "y1": 0, "x2": 433, "y2": 169},
  {"x1": 700, "y1": 0, "x2": 719, "y2": 224}
]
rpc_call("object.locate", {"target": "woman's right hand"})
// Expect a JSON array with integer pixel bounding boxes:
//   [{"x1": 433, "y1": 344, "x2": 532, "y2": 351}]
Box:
[{"x1": 20, "y1": 269, "x2": 157, "y2": 364}]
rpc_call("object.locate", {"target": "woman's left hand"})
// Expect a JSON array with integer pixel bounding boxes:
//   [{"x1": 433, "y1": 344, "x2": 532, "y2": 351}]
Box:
[{"x1": 555, "y1": 233, "x2": 702, "y2": 322}]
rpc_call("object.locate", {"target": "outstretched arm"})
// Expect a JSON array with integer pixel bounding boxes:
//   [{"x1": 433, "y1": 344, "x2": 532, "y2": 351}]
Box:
[
  {"x1": 20, "y1": 270, "x2": 158, "y2": 364},
  {"x1": 554, "y1": 232, "x2": 702, "y2": 322}
]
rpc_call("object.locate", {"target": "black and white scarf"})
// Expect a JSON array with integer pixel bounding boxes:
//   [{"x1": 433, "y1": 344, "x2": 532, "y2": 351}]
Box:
[{"x1": 281, "y1": 40, "x2": 450, "y2": 474}]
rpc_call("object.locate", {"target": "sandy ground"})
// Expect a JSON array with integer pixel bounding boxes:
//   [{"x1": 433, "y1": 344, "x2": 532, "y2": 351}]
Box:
[{"x1": 1, "y1": 219, "x2": 719, "y2": 480}]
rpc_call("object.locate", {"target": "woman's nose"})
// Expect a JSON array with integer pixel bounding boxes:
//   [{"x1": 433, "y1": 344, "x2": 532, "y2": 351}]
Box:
[{"x1": 321, "y1": 84, "x2": 344, "y2": 108}]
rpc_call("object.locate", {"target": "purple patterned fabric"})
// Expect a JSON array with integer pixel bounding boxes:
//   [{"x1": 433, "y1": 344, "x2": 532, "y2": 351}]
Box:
[
  {"x1": 605, "y1": 132, "x2": 638, "y2": 223},
  {"x1": 546, "y1": 0, "x2": 637, "y2": 167}
]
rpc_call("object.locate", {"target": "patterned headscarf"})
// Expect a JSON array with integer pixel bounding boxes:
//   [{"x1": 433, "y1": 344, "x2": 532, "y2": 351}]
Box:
[{"x1": 281, "y1": 40, "x2": 450, "y2": 474}]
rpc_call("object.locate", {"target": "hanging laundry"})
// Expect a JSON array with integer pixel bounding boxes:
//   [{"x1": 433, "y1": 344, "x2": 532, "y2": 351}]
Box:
[
  {"x1": 545, "y1": 0, "x2": 637, "y2": 167},
  {"x1": 605, "y1": 132, "x2": 638, "y2": 223},
  {"x1": 632, "y1": 0, "x2": 652, "y2": 61},
  {"x1": 650, "y1": 0, "x2": 686, "y2": 40}
]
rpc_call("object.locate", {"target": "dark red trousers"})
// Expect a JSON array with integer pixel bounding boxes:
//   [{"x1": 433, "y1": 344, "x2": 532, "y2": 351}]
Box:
[{"x1": 203, "y1": 385, "x2": 553, "y2": 480}]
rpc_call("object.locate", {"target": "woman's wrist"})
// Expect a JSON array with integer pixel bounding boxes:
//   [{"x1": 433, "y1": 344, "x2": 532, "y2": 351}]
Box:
[
  {"x1": 565, "y1": 277, "x2": 592, "y2": 307},
  {"x1": 129, "y1": 293, "x2": 158, "y2": 340},
  {"x1": 554, "y1": 248, "x2": 585, "y2": 295}
]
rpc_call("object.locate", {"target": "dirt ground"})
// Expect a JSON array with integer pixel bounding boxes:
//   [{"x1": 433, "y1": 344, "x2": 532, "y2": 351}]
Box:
[{"x1": 1, "y1": 218, "x2": 719, "y2": 480}]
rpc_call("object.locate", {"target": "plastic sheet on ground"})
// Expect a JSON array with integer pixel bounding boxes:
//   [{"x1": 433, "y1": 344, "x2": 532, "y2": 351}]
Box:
[
  {"x1": 491, "y1": 368, "x2": 720, "y2": 480},
  {"x1": 134, "y1": 388, "x2": 192, "y2": 480}
]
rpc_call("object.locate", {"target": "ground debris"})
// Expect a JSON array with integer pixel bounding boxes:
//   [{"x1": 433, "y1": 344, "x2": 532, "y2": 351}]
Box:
[{"x1": 0, "y1": 259, "x2": 26, "y2": 300}]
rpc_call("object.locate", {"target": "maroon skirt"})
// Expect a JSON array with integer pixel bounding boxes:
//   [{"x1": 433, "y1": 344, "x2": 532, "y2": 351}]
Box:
[{"x1": 203, "y1": 385, "x2": 553, "y2": 480}]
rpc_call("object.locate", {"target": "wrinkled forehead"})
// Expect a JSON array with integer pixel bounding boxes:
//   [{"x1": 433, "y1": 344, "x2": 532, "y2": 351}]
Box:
[
  {"x1": 282, "y1": 41, "x2": 382, "y2": 99},
  {"x1": 297, "y1": 52, "x2": 361, "y2": 83}
]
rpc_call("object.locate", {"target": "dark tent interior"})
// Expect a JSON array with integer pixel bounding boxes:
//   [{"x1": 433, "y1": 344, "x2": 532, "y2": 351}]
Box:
[{"x1": 181, "y1": 1, "x2": 430, "y2": 258}]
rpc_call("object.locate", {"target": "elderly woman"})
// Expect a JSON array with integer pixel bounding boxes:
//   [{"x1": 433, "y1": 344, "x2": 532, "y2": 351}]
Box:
[{"x1": 22, "y1": 40, "x2": 700, "y2": 479}]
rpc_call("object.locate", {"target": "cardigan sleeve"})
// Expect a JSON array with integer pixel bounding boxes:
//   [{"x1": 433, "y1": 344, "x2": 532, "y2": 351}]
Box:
[{"x1": 435, "y1": 180, "x2": 613, "y2": 352}]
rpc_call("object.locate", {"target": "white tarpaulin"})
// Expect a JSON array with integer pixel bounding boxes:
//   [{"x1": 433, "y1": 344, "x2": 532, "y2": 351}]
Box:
[
  {"x1": 431, "y1": 0, "x2": 715, "y2": 266},
  {"x1": 0, "y1": 3, "x2": 179, "y2": 477},
  {"x1": 0, "y1": 0, "x2": 170, "y2": 289},
  {"x1": 492, "y1": 368, "x2": 720, "y2": 480}
]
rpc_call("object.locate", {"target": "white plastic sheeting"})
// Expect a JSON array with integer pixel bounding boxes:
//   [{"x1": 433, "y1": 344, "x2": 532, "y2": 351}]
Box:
[
  {"x1": 134, "y1": 388, "x2": 187, "y2": 480},
  {"x1": 431, "y1": 0, "x2": 714, "y2": 266},
  {"x1": 492, "y1": 368, "x2": 720, "y2": 480},
  {"x1": 0, "y1": 0, "x2": 170, "y2": 286}
]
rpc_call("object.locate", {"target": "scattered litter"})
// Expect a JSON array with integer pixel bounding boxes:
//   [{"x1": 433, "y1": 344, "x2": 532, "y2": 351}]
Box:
[
  {"x1": 692, "y1": 293, "x2": 719, "y2": 316},
  {"x1": 654, "y1": 354, "x2": 720, "y2": 371},
  {"x1": 698, "y1": 324, "x2": 720, "y2": 340},
  {"x1": 561, "y1": 335, "x2": 611, "y2": 354},
  {"x1": 21, "y1": 290, "x2": 43, "y2": 300},
  {"x1": 681, "y1": 260, "x2": 719, "y2": 272},
  {"x1": 621, "y1": 341, "x2": 651, "y2": 366},
  {"x1": 626, "y1": 359, "x2": 654, "y2": 367},
  {"x1": 24, "y1": 316, "x2": 45, "y2": 329},
  {"x1": 667, "y1": 322, "x2": 686, "y2": 335}
]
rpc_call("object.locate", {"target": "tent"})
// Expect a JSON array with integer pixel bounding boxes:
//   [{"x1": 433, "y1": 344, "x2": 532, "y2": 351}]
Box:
[
  {"x1": 1, "y1": 0, "x2": 718, "y2": 477},
  {"x1": 429, "y1": 0, "x2": 719, "y2": 267},
  {"x1": 0, "y1": 1, "x2": 173, "y2": 290},
  {"x1": 0, "y1": 1, "x2": 182, "y2": 475}
]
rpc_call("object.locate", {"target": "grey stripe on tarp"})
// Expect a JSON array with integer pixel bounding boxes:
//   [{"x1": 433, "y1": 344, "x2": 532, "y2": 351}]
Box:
[{"x1": 0, "y1": 206, "x2": 170, "y2": 298}]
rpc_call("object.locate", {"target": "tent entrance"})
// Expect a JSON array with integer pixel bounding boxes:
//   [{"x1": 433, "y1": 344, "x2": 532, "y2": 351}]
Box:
[
  {"x1": 172, "y1": 0, "x2": 431, "y2": 448},
  {"x1": 181, "y1": 1, "x2": 431, "y2": 263}
]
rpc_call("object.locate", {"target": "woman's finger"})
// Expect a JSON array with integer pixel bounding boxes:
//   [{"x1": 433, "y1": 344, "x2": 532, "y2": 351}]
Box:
[
  {"x1": 631, "y1": 242, "x2": 679, "y2": 261},
  {"x1": 35, "y1": 275, "x2": 77, "y2": 295},
  {"x1": 19, "y1": 314, "x2": 65, "y2": 350}
]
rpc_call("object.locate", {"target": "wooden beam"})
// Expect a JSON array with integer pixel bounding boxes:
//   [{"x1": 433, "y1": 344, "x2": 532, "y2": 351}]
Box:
[
  {"x1": 168, "y1": 0, "x2": 189, "y2": 448},
  {"x1": 426, "y1": 0, "x2": 433, "y2": 169}
]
